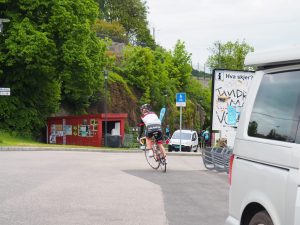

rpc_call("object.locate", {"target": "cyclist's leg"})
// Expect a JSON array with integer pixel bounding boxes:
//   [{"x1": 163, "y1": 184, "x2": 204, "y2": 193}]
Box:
[
  {"x1": 158, "y1": 143, "x2": 167, "y2": 158},
  {"x1": 145, "y1": 130, "x2": 153, "y2": 150},
  {"x1": 145, "y1": 137, "x2": 152, "y2": 150},
  {"x1": 155, "y1": 131, "x2": 167, "y2": 158}
]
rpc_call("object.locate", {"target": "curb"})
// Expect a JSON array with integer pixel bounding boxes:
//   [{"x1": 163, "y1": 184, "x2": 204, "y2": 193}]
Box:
[
  {"x1": 0, "y1": 146, "x2": 140, "y2": 153},
  {"x1": 167, "y1": 151, "x2": 201, "y2": 156},
  {"x1": 0, "y1": 146, "x2": 202, "y2": 156}
]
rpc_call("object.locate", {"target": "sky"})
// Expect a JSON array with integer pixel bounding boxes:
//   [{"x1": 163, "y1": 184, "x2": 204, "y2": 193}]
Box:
[{"x1": 146, "y1": 0, "x2": 300, "y2": 71}]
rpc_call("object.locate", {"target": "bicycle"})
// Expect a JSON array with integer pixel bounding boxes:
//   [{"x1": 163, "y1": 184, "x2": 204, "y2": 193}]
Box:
[{"x1": 139, "y1": 135, "x2": 167, "y2": 173}]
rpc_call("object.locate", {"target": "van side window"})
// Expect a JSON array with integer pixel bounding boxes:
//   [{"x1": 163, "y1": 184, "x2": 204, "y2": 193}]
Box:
[
  {"x1": 192, "y1": 133, "x2": 196, "y2": 141},
  {"x1": 248, "y1": 70, "x2": 300, "y2": 143}
]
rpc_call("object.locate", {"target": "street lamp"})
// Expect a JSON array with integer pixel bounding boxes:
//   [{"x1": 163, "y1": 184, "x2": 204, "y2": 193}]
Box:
[
  {"x1": 104, "y1": 70, "x2": 108, "y2": 146},
  {"x1": 162, "y1": 90, "x2": 167, "y2": 107},
  {"x1": 163, "y1": 94, "x2": 167, "y2": 107}
]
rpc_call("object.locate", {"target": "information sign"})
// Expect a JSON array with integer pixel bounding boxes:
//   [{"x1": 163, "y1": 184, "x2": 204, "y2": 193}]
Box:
[
  {"x1": 211, "y1": 69, "x2": 255, "y2": 147},
  {"x1": 0, "y1": 87, "x2": 10, "y2": 96},
  {"x1": 176, "y1": 93, "x2": 186, "y2": 107}
]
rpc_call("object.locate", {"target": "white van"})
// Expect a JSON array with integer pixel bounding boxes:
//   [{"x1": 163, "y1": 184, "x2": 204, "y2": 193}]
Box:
[
  {"x1": 168, "y1": 130, "x2": 198, "y2": 152},
  {"x1": 225, "y1": 47, "x2": 300, "y2": 225}
]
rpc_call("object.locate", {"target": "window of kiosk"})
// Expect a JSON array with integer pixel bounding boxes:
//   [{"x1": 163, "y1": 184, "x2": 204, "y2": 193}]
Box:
[
  {"x1": 78, "y1": 119, "x2": 94, "y2": 137},
  {"x1": 102, "y1": 121, "x2": 119, "y2": 135}
]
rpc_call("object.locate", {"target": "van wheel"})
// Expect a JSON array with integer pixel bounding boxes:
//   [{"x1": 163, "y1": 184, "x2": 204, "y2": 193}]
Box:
[{"x1": 249, "y1": 210, "x2": 273, "y2": 225}]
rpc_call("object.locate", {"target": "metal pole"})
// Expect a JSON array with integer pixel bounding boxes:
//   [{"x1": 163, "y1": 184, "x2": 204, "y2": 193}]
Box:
[
  {"x1": 104, "y1": 71, "x2": 108, "y2": 146},
  {"x1": 152, "y1": 27, "x2": 155, "y2": 40},
  {"x1": 46, "y1": 125, "x2": 48, "y2": 144},
  {"x1": 179, "y1": 106, "x2": 182, "y2": 152},
  {"x1": 218, "y1": 42, "x2": 221, "y2": 68},
  {"x1": 164, "y1": 94, "x2": 167, "y2": 107}
]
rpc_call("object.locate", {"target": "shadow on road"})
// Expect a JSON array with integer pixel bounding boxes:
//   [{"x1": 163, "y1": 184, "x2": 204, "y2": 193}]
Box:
[{"x1": 124, "y1": 169, "x2": 229, "y2": 225}]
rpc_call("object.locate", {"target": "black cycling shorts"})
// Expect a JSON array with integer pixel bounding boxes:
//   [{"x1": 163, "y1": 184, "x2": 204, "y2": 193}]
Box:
[{"x1": 145, "y1": 124, "x2": 163, "y2": 141}]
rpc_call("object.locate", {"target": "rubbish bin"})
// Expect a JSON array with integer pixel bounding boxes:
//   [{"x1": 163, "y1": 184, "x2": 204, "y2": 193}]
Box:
[{"x1": 105, "y1": 134, "x2": 122, "y2": 147}]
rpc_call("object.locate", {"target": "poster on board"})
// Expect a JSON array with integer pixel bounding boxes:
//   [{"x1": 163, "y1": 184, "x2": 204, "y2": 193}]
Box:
[{"x1": 211, "y1": 69, "x2": 255, "y2": 147}]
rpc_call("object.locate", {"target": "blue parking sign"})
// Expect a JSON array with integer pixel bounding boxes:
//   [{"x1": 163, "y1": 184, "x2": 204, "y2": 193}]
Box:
[{"x1": 176, "y1": 92, "x2": 186, "y2": 107}]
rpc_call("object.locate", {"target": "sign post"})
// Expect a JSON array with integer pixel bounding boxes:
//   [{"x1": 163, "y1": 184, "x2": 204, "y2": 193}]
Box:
[
  {"x1": 176, "y1": 93, "x2": 186, "y2": 152},
  {"x1": 0, "y1": 87, "x2": 10, "y2": 96}
]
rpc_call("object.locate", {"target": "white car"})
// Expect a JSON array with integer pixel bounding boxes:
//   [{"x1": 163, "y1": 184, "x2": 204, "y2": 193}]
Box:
[
  {"x1": 225, "y1": 47, "x2": 300, "y2": 225},
  {"x1": 168, "y1": 130, "x2": 198, "y2": 152}
]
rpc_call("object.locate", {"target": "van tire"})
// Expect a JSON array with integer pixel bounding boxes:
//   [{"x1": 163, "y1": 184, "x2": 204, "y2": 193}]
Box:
[{"x1": 249, "y1": 210, "x2": 273, "y2": 225}]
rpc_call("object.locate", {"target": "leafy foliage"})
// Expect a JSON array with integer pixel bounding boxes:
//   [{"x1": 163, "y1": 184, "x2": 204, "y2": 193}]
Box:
[
  {"x1": 206, "y1": 40, "x2": 254, "y2": 70},
  {"x1": 0, "y1": 0, "x2": 108, "y2": 137},
  {"x1": 0, "y1": 0, "x2": 212, "y2": 139},
  {"x1": 96, "y1": 0, "x2": 155, "y2": 48},
  {"x1": 114, "y1": 41, "x2": 210, "y2": 130},
  {"x1": 168, "y1": 41, "x2": 192, "y2": 90},
  {"x1": 93, "y1": 19, "x2": 128, "y2": 43}
]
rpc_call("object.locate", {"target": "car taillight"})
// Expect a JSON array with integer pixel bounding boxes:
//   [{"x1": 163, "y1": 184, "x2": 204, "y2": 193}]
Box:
[{"x1": 229, "y1": 154, "x2": 234, "y2": 185}]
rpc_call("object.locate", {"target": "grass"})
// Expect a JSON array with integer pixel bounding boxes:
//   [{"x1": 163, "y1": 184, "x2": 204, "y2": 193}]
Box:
[
  {"x1": 0, "y1": 132, "x2": 44, "y2": 146},
  {"x1": 0, "y1": 131, "x2": 136, "y2": 151}
]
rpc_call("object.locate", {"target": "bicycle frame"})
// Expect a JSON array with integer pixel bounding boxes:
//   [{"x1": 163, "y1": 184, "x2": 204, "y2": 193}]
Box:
[{"x1": 140, "y1": 136, "x2": 166, "y2": 172}]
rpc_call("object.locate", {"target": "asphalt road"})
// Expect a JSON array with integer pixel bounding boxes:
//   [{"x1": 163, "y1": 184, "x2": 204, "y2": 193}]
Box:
[{"x1": 0, "y1": 150, "x2": 229, "y2": 225}]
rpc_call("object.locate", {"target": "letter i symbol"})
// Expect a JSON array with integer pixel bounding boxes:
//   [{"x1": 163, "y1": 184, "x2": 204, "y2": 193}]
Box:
[{"x1": 218, "y1": 73, "x2": 224, "y2": 81}]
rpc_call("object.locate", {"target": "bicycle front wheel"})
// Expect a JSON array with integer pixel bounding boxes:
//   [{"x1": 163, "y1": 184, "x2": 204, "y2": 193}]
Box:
[{"x1": 145, "y1": 149, "x2": 160, "y2": 169}]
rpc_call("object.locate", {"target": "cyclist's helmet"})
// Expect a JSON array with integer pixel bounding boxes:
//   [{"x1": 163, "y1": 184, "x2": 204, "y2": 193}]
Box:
[{"x1": 140, "y1": 104, "x2": 151, "y2": 113}]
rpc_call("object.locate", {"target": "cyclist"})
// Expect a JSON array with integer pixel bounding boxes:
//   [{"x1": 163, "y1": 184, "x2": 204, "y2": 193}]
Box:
[
  {"x1": 202, "y1": 128, "x2": 210, "y2": 147},
  {"x1": 137, "y1": 104, "x2": 167, "y2": 160},
  {"x1": 165, "y1": 125, "x2": 170, "y2": 138}
]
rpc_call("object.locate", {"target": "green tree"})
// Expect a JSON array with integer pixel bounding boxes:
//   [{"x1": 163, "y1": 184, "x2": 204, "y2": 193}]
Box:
[
  {"x1": 151, "y1": 47, "x2": 176, "y2": 109},
  {"x1": 248, "y1": 121, "x2": 258, "y2": 136},
  {"x1": 96, "y1": 0, "x2": 155, "y2": 48},
  {"x1": 0, "y1": 0, "x2": 108, "y2": 137},
  {"x1": 120, "y1": 45, "x2": 173, "y2": 111},
  {"x1": 117, "y1": 42, "x2": 210, "y2": 130},
  {"x1": 186, "y1": 77, "x2": 211, "y2": 128},
  {"x1": 93, "y1": 19, "x2": 128, "y2": 43},
  {"x1": 121, "y1": 46, "x2": 153, "y2": 89},
  {"x1": 48, "y1": 0, "x2": 108, "y2": 113},
  {"x1": 0, "y1": 0, "x2": 212, "y2": 140},
  {"x1": 0, "y1": 11, "x2": 60, "y2": 136},
  {"x1": 168, "y1": 40, "x2": 192, "y2": 91},
  {"x1": 206, "y1": 40, "x2": 254, "y2": 70}
]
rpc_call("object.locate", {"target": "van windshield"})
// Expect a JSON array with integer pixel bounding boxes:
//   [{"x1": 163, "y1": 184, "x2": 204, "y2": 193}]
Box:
[{"x1": 172, "y1": 132, "x2": 191, "y2": 140}]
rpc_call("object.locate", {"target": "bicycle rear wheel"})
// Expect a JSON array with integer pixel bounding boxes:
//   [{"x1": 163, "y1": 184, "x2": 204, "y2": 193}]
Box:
[{"x1": 145, "y1": 148, "x2": 160, "y2": 169}]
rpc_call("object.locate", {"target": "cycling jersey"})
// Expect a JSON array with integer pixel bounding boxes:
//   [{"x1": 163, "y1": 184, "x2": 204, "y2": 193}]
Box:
[
  {"x1": 141, "y1": 112, "x2": 161, "y2": 126},
  {"x1": 138, "y1": 111, "x2": 163, "y2": 143}
]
